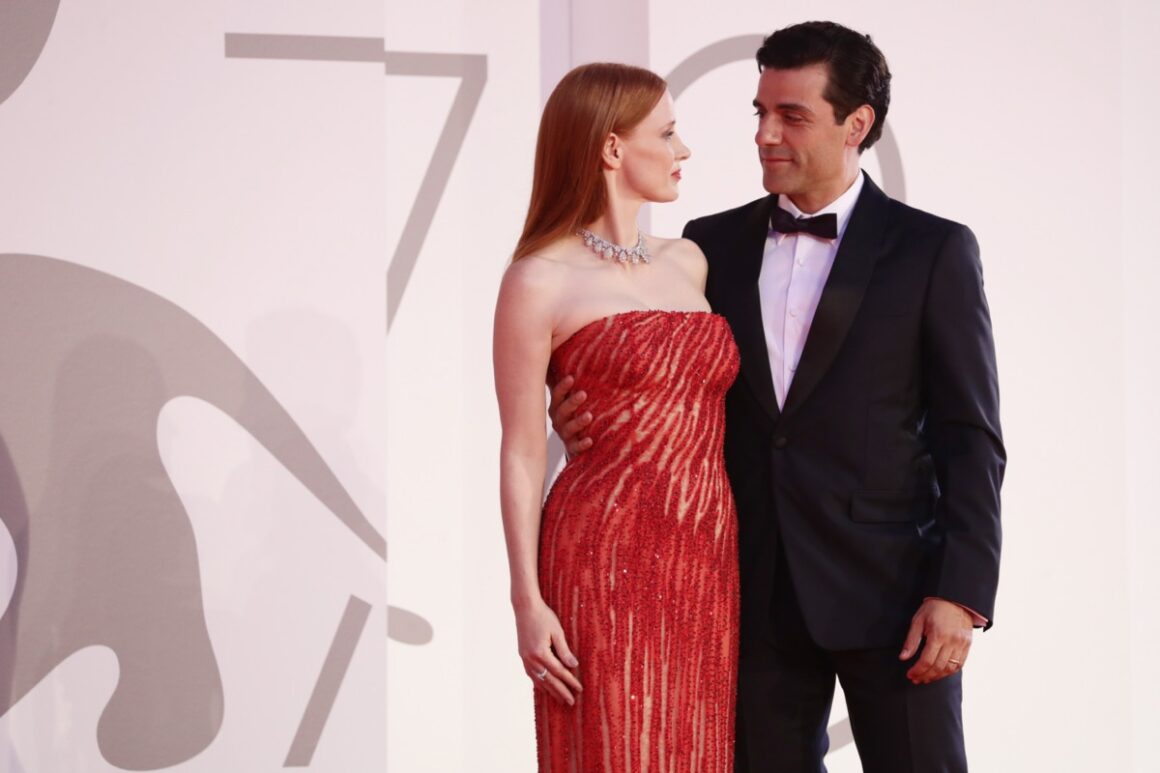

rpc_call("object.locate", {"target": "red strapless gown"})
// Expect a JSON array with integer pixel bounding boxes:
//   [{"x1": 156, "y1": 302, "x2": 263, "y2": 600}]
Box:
[{"x1": 537, "y1": 310, "x2": 740, "y2": 773}]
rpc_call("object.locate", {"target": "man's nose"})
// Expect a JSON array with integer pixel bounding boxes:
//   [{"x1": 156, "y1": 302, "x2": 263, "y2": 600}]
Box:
[{"x1": 756, "y1": 117, "x2": 781, "y2": 145}]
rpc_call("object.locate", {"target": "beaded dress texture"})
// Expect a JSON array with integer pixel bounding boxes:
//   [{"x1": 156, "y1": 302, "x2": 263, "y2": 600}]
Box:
[{"x1": 537, "y1": 310, "x2": 740, "y2": 773}]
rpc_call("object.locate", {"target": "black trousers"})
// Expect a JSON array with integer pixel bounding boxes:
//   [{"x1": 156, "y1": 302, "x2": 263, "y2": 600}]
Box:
[{"x1": 735, "y1": 545, "x2": 967, "y2": 773}]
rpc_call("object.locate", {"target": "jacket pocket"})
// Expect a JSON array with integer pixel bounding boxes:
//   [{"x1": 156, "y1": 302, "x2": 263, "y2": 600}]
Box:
[{"x1": 850, "y1": 489, "x2": 934, "y2": 524}]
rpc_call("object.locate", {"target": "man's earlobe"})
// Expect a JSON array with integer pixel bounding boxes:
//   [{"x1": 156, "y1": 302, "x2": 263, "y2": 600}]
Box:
[
  {"x1": 854, "y1": 106, "x2": 876, "y2": 146},
  {"x1": 848, "y1": 122, "x2": 864, "y2": 147}
]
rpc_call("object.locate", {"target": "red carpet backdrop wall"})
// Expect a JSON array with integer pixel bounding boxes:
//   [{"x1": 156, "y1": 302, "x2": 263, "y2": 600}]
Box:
[
  {"x1": 0, "y1": 1, "x2": 388, "y2": 771},
  {"x1": 388, "y1": 0, "x2": 1160, "y2": 771},
  {"x1": 1, "y1": 0, "x2": 1158, "y2": 771}
]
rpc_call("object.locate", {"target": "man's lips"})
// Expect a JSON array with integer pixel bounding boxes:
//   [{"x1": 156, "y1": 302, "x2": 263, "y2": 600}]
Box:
[
  {"x1": 761, "y1": 156, "x2": 793, "y2": 165},
  {"x1": 672, "y1": 169, "x2": 682, "y2": 180}
]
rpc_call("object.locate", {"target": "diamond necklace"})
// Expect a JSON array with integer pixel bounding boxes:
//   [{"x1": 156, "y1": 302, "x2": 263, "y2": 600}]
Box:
[{"x1": 577, "y1": 228, "x2": 651, "y2": 265}]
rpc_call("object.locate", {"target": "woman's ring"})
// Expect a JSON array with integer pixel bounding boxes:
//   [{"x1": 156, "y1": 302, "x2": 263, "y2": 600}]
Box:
[{"x1": 534, "y1": 667, "x2": 548, "y2": 681}]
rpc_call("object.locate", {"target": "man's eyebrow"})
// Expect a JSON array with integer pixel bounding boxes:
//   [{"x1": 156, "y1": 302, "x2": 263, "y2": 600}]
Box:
[
  {"x1": 777, "y1": 101, "x2": 813, "y2": 113},
  {"x1": 751, "y1": 99, "x2": 814, "y2": 114}
]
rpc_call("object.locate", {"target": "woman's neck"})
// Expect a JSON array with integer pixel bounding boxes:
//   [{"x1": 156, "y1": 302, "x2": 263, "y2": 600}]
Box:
[{"x1": 583, "y1": 200, "x2": 644, "y2": 247}]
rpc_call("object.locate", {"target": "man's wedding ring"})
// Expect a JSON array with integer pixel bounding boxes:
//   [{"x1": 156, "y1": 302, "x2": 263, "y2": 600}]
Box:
[
  {"x1": 948, "y1": 659, "x2": 962, "y2": 668},
  {"x1": 534, "y1": 667, "x2": 548, "y2": 681}
]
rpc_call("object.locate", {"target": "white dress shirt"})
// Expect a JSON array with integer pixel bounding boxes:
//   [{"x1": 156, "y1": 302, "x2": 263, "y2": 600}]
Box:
[{"x1": 758, "y1": 172, "x2": 865, "y2": 409}]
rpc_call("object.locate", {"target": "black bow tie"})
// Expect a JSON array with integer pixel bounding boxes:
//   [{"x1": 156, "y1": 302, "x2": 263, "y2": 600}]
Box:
[{"x1": 770, "y1": 206, "x2": 838, "y2": 239}]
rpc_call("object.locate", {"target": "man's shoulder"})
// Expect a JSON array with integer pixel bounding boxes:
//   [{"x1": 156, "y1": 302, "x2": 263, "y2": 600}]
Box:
[
  {"x1": 881, "y1": 195, "x2": 975, "y2": 242},
  {"x1": 684, "y1": 195, "x2": 771, "y2": 236}
]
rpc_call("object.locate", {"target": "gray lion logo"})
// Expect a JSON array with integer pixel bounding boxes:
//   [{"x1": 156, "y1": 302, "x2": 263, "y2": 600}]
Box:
[{"x1": 0, "y1": 254, "x2": 386, "y2": 769}]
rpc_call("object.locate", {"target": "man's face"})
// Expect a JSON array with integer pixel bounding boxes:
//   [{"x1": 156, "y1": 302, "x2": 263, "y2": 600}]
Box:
[{"x1": 753, "y1": 64, "x2": 857, "y2": 203}]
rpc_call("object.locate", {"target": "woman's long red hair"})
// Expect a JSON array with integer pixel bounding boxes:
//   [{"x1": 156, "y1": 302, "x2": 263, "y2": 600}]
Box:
[{"x1": 513, "y1": 63, "x2": 666, "y2": 260}]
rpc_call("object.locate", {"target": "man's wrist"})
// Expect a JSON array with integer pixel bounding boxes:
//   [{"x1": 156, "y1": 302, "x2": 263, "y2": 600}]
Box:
[{"x1": 925, "y1": 596, "x2": 988, "y2": 627}]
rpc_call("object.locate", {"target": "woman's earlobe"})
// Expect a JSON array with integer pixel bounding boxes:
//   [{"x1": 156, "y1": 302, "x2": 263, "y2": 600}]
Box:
[{"x1": 602, "y1": 140, "x2": 622, "y2": 169}]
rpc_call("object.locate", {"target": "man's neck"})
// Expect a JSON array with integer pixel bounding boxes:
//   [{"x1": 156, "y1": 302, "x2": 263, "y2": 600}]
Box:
[{"x1": 785, "y1": 167, "x2": 861, "y2": 215}]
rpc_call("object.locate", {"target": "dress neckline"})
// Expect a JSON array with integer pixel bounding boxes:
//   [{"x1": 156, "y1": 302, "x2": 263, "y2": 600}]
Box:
[{"x1": 551, "y1": 309, "x2": 722, "y2": 359}]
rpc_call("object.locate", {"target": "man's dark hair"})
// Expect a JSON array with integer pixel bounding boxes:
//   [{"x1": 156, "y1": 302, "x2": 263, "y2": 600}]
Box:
[{"x1": 756, "y1": 21, "x2": 891, "y2": 153}]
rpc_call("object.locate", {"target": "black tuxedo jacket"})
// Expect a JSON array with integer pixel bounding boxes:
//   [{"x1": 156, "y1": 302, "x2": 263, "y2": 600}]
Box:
[{"x1": 683, "y1": 174, "x2": 1005, "y2": 651}]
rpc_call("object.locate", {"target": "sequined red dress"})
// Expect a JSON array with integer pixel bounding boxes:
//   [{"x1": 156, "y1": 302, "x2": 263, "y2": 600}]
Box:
[{"x1": 537, "y1": 309, "x2": 740, "y2": 772}]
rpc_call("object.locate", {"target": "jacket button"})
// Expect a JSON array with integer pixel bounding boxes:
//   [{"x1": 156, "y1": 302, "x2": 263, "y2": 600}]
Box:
[{"x1": 773, "y1": 435, "x2": 788, "y2": 449}]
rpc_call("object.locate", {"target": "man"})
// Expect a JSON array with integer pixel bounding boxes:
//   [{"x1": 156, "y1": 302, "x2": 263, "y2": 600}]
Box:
[{"x1": 551, "y1": 21, "x2": 1004, "y2": 772}]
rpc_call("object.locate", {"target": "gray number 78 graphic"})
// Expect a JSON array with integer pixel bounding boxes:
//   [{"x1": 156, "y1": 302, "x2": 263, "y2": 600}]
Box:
[{"x1": 224, "y1": 34, "x2": 487, "y2": 330}]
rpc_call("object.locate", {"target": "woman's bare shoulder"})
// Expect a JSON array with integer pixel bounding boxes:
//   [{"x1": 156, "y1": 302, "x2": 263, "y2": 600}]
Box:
[
  {"x1": 497, "y1": 245, "x2": 586, "y2": 317},
  {"x1": 648, "y1": 235, "x2": 707, "y2": 281},
  {"x1": 648, "y1": 234, "x2": 704, "y2": 258}
]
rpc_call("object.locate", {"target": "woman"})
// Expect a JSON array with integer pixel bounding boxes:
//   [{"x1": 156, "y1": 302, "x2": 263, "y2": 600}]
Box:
[{"x1": 493, "y1": 63, "x2": 739, "y2": 772}]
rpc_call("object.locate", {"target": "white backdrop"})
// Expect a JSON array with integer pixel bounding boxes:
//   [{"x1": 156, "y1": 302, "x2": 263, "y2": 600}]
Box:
[
  {"x1": 1, "y1": 1, "x2": 387, "y2": 771},
  {"x1": 389, "y1": 1, "x2": 1160, "y2": 771}
]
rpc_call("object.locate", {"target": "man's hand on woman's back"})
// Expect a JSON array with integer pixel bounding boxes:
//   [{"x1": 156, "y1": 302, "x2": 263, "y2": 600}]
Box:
[{"x1": 548, "y1": 374, "x2": 593, "y2": 456}]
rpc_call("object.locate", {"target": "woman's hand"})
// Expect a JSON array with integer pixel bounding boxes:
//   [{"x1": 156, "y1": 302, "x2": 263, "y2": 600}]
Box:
[{"x1": 515, "y1": 597, "x2": 583, "y2": 705}]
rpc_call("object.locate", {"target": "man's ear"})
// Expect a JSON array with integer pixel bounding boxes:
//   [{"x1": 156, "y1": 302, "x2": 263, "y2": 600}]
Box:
[
  {"x1": 601, "y1": 133, "x2": 623, "y2": 169},
  {"x1": 847, "y1": 105, "x2": 875, "y2": 149}
]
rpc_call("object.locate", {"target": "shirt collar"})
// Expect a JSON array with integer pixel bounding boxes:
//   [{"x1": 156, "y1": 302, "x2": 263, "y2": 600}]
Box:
[{"x1": 776, "y1": 170, "x2": 865, "y2": 240}]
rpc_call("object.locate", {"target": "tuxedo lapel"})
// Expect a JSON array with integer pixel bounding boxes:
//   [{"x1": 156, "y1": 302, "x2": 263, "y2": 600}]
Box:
[
  {"x1": 780, "y1": 175, "x2": 891, "y2": 419},
  {"x1": 718, "y1": 196, "x2": 779, "y2": 422}
]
